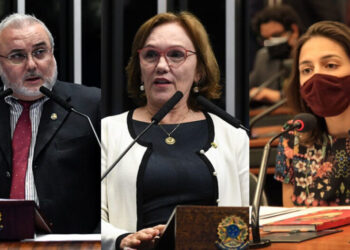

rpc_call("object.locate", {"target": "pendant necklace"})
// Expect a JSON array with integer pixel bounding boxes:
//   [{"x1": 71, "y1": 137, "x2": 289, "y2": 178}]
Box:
[
  {"x1": 154, "y1": 109, "x2": 190, "y2": 145},
  {"x1": 158, "y1": 123, "x2": 181, "y2": 145}
]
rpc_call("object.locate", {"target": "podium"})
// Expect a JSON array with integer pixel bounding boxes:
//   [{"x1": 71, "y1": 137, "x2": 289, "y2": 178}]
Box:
[
  {"x1": 0, "y1": 200, "x2": 51, "y2": 240},
  {"x1": 155, "y1": 206, "x2": 249, "y2": 250}
]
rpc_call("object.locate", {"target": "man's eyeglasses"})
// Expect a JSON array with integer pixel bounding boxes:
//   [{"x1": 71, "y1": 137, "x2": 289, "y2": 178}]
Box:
[
  {"x1": 138, "y1": 46, "x2": 196, "y2": 68},
  {"x1": 0, "y1": 48, "x2": 52, "y2": 65}
]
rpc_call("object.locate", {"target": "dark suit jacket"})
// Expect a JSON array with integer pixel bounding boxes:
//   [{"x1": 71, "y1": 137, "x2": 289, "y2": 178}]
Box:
[{"x1": 0, "y1": 80, "x2": 101, "y2": 233}]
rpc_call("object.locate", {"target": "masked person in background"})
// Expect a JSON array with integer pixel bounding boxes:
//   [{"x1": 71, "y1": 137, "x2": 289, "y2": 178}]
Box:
[
  {"x1": 275, "y1": 21, "x2": 350, "y2": 207},
  {"x1": 101, "y1": 11, "x2": 249, "y2": 250},
  {"x1": 249, "y1": 5, "x2": 302, "y2": 106}
]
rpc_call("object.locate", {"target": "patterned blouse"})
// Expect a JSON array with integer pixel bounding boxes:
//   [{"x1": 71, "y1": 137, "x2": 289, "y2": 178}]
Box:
[{"x1": 275, "y1": 122, "x2": 350, "y2": 206}]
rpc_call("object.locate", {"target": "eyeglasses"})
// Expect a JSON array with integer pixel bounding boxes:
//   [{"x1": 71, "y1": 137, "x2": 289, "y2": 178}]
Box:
[
  {"x1": 0, "y1": 48, "x2": 52, "y2": 65},
  {"x1": 138, "y1": 46, "x2": 196, "y2": 68}
]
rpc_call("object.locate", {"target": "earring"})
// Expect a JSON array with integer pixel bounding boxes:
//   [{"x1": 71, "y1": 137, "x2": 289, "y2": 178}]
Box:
[
  {"x1": 192, "y1": 82, "x2": 199, "y2": 93},
  {"x1": 140, "y1": 83, "x2": 145, "y2": 91}
]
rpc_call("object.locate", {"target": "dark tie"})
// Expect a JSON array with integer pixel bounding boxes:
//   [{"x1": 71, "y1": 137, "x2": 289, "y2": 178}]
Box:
[{"x1": 10, "y1": 101, "x2": 33, "y2": 199}]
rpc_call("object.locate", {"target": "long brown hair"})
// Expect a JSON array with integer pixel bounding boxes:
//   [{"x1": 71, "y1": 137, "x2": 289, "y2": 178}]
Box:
[
  {"x1": 125, "y1": 11, "x2": 221, "y2": 109},
  {"x1": 285, "y1": 21, "x2": 350, "y2": 144}
]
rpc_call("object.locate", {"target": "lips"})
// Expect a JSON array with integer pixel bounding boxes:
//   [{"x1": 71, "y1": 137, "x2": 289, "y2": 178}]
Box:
[
  {"x1": 24, "y1": 75, "x2": 42, "y2": 84},
  {"x1": 154, "y1": 78, "x2": 171, "y2": 84}
]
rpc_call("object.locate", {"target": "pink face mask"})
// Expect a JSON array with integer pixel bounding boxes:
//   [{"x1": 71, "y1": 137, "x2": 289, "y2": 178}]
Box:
[{"x1": 300, "y1": 73, "x2": 350, "y2": 117}]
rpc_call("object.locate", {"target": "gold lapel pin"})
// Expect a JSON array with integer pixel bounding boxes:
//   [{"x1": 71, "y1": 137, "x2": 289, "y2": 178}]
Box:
[
  {"x1": 50, "y1": 113, "x2": 58, "y2": 120},
  {"x1": 211, "y1": 142, "x2": 218, "y2": 148}
]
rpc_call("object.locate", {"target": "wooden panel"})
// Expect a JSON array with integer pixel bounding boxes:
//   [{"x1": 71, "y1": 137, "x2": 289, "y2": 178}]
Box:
[
  {"x1": 251, "y1": 125, "x2": 283, "y2": 139},
  {"x1": 250, "y1": 107, "x2": 294, "y2": 117},
  {"x1": 250, "y1": 137, "x2": 279, "y2": 148},
  {"x1": 171, "y1": 206, "x2": 249, "y2": 250},
  {"x1": 250, "y1": 167, "x2": 275, "y2": 175}
]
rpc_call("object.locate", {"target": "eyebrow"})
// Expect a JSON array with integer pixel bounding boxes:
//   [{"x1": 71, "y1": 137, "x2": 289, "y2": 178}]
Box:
[
  {"x1": 143, "y1": 44, "x2": 185, "y2": 49},
  {"x1": 32, "y1": 42, "x2": 48, "y2": 48},
  {"x1": 8, "y1": 42, "x2": 49, "y2": 54},
  {"x1": 299, "y1": 54, "x2": 342, "y2": 65}
]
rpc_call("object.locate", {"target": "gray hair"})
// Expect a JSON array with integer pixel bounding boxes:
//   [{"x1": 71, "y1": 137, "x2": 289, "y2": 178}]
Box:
[{"x1": 0, "y1": 13, "x2": 54, "y2": 48}]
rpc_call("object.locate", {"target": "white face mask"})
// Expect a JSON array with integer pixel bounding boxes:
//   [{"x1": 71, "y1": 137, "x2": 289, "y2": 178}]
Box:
[
  {"x1": 263, "y1": 34, "x2": 292, "y2": 60},
  {"x1": 263, "y1": 36, "x2": 288, "y2": 47}
]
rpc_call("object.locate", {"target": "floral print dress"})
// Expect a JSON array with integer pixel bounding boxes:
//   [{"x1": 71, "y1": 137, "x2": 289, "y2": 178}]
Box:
[{"x1": 275, "y1": 123, "x2": 350, "y2": 206}]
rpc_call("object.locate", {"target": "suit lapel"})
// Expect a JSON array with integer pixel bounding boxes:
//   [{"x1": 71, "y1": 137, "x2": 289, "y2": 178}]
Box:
[
  {"x1": 0, "y1": 100, "x2": 12, "y2": 168},
  {"x1": 34, "y1": 82, "x2": 71, "y2": 160}
]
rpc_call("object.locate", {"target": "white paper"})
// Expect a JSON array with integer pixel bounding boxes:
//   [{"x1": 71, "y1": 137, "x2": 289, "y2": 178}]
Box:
[{"x1": 22, "y1": 234, "x2": 101, "y2": 242}]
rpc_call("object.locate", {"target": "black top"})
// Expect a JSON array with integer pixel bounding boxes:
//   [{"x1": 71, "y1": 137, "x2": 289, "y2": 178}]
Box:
[{"x1": 132, "y1": 118, "x2": 216, "y2": 229}]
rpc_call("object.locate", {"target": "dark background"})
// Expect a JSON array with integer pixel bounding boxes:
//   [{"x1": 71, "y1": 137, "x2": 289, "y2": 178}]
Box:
[{"x1": 101, "y1": 0, "x2": 250, "y2": 132}]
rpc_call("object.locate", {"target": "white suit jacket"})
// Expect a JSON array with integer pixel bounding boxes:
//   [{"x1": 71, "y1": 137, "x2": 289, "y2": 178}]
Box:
[{"x1": 101, "y1": 111, "x2": 249, "y2": 249}]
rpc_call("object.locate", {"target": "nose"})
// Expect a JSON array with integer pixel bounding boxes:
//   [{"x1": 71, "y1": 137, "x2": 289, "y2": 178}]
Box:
[
  {"x1": 25, "y1": 54, "x2": 37, "y2": 71},
  {"x1": 155, "y1": 53, "x2": 170, "y2": 72}
]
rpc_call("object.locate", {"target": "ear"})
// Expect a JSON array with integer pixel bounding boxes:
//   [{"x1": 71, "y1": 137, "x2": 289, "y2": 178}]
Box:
[
  {"x1": 289, "y1": 24, "x2": 300, "y2": 46},
  {"x1": 194, "y1": 70, "x2": 201, "y2": 83}
]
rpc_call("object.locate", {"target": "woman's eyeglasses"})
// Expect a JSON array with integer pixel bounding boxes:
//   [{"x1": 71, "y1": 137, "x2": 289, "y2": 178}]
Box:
[{"x1": 138, "y1": 46, "x2": 196, "y2": 68}]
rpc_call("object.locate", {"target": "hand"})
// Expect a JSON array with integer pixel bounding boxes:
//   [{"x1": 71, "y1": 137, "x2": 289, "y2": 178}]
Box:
[
  {"x1": 250, "y1": 87, "x2": 281, "y2": 103},
  {"x1": 120, "y1": 224, "x2": 165, "y2": 250}
]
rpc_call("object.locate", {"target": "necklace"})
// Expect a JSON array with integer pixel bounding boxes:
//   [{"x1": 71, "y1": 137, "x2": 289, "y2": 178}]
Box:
[
  {"x1": 158, "y1": 123, "x2": 181, "y2": 145},
  {"x1": 146, "y1": 107, "x2": 190, "y2": 145}
]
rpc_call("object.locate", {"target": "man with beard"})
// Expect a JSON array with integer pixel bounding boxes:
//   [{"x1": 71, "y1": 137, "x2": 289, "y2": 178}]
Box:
[{"x1": 0, "y1": 13, "x2": 100, "y2": 233}]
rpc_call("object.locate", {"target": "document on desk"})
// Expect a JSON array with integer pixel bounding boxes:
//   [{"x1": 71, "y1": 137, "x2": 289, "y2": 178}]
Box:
[
  {"x1": 23, "y1": 234, "x2": 101, "y2": 242},
  {"x1": 249, "y1": 206, "x2": 305, "y2": 224},
  {"x1": 256, "y1": 206, "x2": 349, "y2": 243},
  {"x1": 259, "y1": 206, "x2": 350, "y2": 226}
]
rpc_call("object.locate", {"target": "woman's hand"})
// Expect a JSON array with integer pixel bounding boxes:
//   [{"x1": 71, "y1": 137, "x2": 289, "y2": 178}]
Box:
[{"x1": 120, "y1": 224, "x2": 165, "y2": 250}]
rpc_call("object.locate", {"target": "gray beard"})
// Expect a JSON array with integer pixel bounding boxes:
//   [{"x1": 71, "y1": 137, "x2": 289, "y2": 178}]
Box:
[{"x1": 1, "y1": 67, "x2": 57, "y2": 98}]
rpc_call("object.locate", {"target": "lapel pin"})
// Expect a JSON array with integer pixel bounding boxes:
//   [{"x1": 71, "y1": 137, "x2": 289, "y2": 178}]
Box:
[{"x1": 50, "y1": 113, "x2": 58, "y2": 120}]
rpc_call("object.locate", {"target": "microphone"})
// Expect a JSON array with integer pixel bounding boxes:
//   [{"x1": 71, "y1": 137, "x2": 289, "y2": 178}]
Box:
[
  {"x1": 250, "y1": 113, "x2": 317, "y2": 248},
  {"x1": 196, "y1": 95, "x2": 249, "y2": 134},
  {"x1": 249, "y1": 98, "x2": 287, "y2": 131},
  {"x1": 152, "y1": 91, "x2": 183, "y2": 124},
  {"x1": 250, "y1": 59, "x2": 292, "y2": 101},
  {"x1": 293, "y1": 113, "x2": 317, "y2": 132},
  {"x1": 39, "y1": 86, "x2": 102, "y2": 149},
  {"x1": 101, "y1": 91, "x2": 183, "y2": 181},
  {"x1": 40, "y1": 86, "x2": 73, "y2": 110},
  {"x1": 0, "y1": 88, "x2": 13, "y2": 99}
]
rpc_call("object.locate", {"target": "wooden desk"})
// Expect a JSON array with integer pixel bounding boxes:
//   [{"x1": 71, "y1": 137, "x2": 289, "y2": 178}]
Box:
[
  {"x1": 250, "y1": 107, "x2": 294, "y2": 128},
  {"x1": 250, "y1": 167, "x2": 275, "y2": 175},
  {"x1": 0, "y1": 240, "x2": 100, "y2": 249},
  {"x1": 262, "y1": 225, "x2": 350, "y2": 249},
  {"x1": 250, "y1": 137, "x2": 280, "y2": 148},
  {"x1": 251, "y1": 125, "x2": 283, "y2": 139},
  {"x1": 250, "y1": 107, "x2": 294, "y2": 117}
]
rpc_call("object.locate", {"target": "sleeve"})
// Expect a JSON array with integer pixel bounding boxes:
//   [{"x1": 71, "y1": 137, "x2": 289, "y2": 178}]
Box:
[
  {"x1": 238, "y1": 130, "x2": 250, "y2": 206},
  {"x1": 101, "y1": 117, "x2": 129, "y2": 250},
  {"x1": 274, "y1": 121, "x2": 296, "y2": 185}
]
